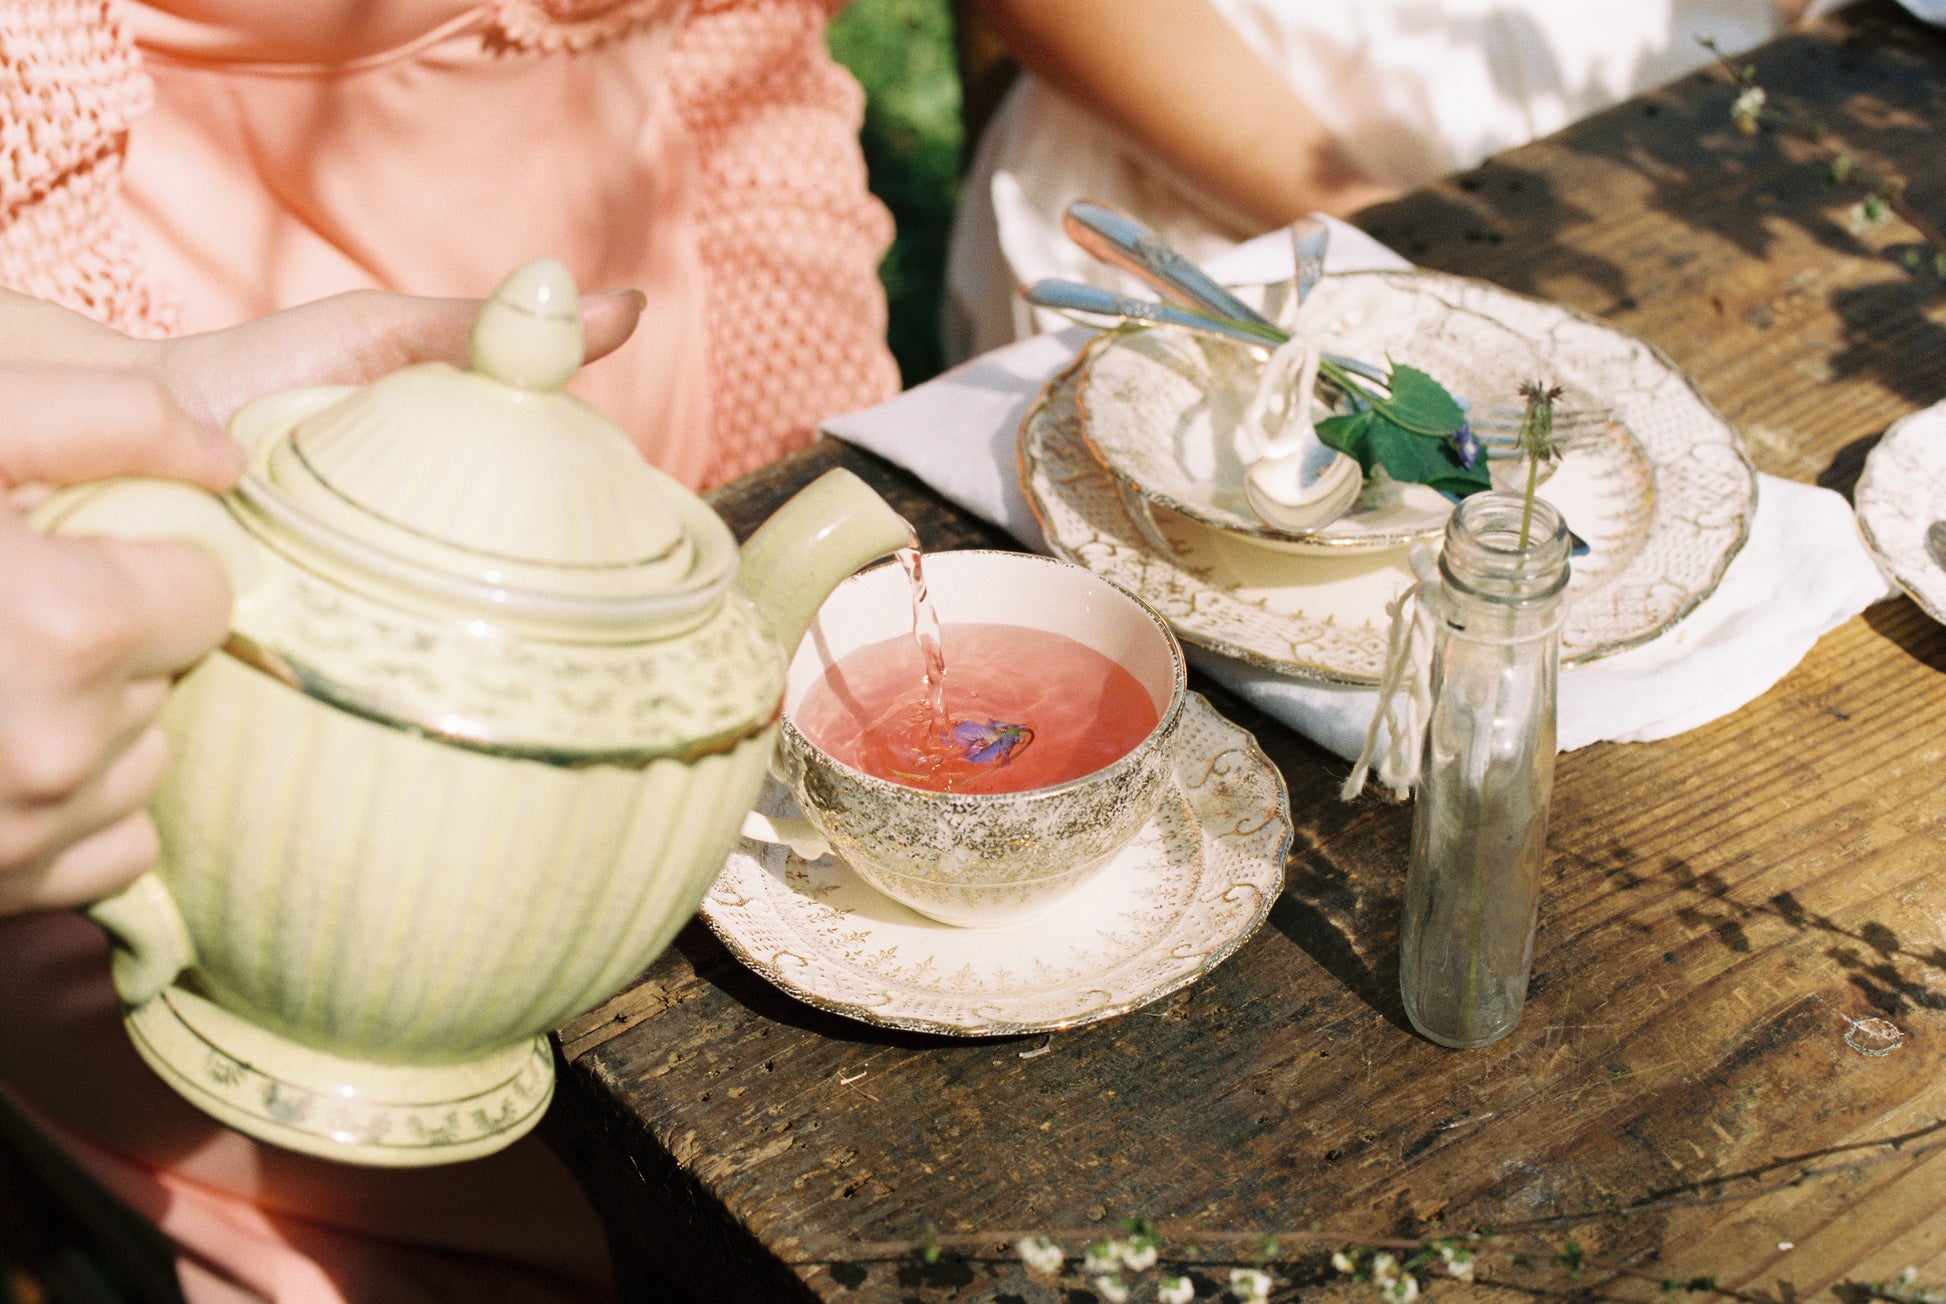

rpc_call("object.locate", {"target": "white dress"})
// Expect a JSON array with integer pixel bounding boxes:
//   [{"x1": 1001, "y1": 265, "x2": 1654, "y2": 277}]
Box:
[{"x1": 944, "y1": 0, "x2": 1800, "y2": 363}]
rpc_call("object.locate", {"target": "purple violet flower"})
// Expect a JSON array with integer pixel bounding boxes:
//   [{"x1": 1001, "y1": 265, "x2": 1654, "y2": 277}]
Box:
[
  {"x1": 949, "y1": 719, "x2": 1035, "y2": 765},
  {"x1": 1450, "y1": 421, "x2": 1481, "y2": 470}
]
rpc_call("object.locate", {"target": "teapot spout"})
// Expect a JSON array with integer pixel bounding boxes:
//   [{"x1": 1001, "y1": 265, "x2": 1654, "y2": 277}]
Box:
[{"x1": 734, "y1": 468, "x2": 913, "y2": 655}]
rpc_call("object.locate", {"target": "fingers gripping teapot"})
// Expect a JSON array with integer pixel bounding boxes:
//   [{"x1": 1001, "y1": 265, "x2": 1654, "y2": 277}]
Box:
[{"x1": 34, "y1": 262, "x2": 912, "y2": 1166}]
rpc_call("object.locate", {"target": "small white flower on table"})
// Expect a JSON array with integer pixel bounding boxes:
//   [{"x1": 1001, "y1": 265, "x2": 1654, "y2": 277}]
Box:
[
  {"x1": 1015, "y1": 1235, "x2": 1064, "y2": 1276},
  {"x1": 1439, "y1": 1244, "x2": 1476, "y2": 1283},
  {"x1": 1229, "y1": 1266, "x2": 1274, "y2": 1303},
  {"x1": 1094, "y1": 1274, "x2": 1132, "y2": 1304},
  {"x1": 1083, "y1": 1240, "x2": 1124, "y2": 1275},
  {"x1": 1158, "y1": 1275, "x2": 1196, "y2": 1303}
]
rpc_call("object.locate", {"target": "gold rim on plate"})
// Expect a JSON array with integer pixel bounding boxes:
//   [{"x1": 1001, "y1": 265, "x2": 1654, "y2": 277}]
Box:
[
  {"x1": 1854, "y1": 401, "x2": 1946, "y2": 626},
  {"x1": 1021, "y1": 268, "x2": 1757, "y2": 686}
]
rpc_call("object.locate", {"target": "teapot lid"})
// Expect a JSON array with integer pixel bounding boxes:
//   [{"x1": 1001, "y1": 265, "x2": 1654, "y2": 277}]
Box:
[{"x1": 239, "y1": 260, "x2": 722, "y2": 620}]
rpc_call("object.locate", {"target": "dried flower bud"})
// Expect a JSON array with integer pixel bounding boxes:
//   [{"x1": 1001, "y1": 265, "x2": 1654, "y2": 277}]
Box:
[{"x1": 1731, "y1": 85, "x2": 1766, "y2": 134}]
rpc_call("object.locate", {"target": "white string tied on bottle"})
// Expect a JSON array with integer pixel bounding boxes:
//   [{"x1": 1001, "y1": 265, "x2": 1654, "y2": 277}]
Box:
[{"x1": 1341, "y1": 542, "x2": 1442, "y2": 802}]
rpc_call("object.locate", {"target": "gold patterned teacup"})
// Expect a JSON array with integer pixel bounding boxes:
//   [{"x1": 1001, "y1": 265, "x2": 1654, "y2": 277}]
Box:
[{"x1": 761, "y1": 551, "x2": 1187, "y2": 928}]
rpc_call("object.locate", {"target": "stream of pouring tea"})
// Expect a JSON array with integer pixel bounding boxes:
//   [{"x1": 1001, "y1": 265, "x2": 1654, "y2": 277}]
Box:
[{"x1": 897, "y1": 543, "x2": 946, "y2": 727}]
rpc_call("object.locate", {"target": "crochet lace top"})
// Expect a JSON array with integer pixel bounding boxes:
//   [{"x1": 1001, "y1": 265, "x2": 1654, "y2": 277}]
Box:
[{"x1": 0, "y1": 0, "x2": 896, "y2": 486}]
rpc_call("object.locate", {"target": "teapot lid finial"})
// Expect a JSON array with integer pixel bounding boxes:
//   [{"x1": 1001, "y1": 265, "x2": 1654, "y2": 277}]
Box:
[
  {"x1": 469, "y1": 258, "x2": 584, "y2": 391},
  {"x1": 231, "y1": 259, "x2": 738, "y2": 625}
]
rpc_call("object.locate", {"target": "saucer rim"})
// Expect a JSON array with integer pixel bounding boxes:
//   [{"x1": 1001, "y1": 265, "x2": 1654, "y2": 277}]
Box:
[{"x1": 698, "y1": 691, "x2": 1292, "y2": 1037}]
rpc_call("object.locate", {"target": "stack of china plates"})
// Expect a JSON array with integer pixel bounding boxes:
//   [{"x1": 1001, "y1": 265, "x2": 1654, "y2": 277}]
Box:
[{"x1": 1024, "y1": 269, "x2": 1759, "y2": 686}]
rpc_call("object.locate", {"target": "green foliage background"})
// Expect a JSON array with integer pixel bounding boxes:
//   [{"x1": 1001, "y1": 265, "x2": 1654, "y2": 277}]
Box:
[{"x1": 827, "y1": 0, "x2": 964, "y2": 387}]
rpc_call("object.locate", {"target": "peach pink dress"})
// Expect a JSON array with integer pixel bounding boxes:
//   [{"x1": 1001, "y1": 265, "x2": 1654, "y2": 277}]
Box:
[
  {"x1": 4, "y1": 0, "x2": 898, "y2": 487},
  {"x1": 0, "y1": 1, "x2": 896, "y2": 1299}
]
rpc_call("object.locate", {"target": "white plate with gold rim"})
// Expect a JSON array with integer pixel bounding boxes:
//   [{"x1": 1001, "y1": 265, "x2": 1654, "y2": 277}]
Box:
[
  {"x1": 1855, "y1": 401, "x2": 1946, "y2": 625},
  {"x1": 698, "y1": 693, "x2": 1289, "y2": 1036},
  {"x1": 1023, "y1": 271, "x2": 1756, "y2": 686}
]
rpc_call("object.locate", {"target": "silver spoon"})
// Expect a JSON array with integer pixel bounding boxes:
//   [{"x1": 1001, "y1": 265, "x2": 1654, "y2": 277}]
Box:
[
  {"x1": 1062, "y1": 201, "x2": 1273, "y2": 332},
  {"x1": 1927, "y1": 519, "x2": 1946, "y2": 571},
  {"x1": 1290, "y1": 215, "x2": 1328, "y2": 307},
  {"x1": 1021, "y1": 279, "x2": 1285, "y2": 349}
]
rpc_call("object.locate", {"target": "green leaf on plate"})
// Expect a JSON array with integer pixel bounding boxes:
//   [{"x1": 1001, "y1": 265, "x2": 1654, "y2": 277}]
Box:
[
  {"x1": 1365, "y1": 415, "x2": 1492, "y2": 497},
  {"x1": 1377, "y1": 363, "x2": 1467, "y2": 436},
  {"x1": 1315, "y1": 411, "x2": 1377, "y2": 470}
]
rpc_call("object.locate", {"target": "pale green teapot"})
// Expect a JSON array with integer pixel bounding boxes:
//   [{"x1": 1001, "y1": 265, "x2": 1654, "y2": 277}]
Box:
[{"x1": 35, "y1": 261, "x2": 911, "y2": 1166}]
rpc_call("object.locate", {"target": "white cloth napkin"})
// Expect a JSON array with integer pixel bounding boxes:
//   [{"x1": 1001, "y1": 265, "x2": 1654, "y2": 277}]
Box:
[{"x1": 824, "y1": 217, "x2": 1894, "y2": 758}]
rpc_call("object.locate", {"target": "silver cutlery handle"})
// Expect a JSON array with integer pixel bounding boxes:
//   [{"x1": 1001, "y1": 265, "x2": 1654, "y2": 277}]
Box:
[
  {"x1": 1021, "y1": 279, "x2": 1287, "y2": 349},
  {"x1": 1063, "y1": 201, "x2": 1279, "y2": 330}
]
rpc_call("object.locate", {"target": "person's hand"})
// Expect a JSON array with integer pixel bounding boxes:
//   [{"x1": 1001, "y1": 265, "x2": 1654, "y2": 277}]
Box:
[
  {"x1": 139, "y1": 286, "x2": 648, "y2": 430},
  {"x1": 0, "y1": 284, "x2": 645, "y2": 915},
  {"x1": 0, "y1": 366, "x2": 241, "y2": 914}
]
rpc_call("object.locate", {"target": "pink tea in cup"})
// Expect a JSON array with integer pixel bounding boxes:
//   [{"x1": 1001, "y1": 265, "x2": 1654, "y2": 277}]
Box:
[{"x1": 791, "y1": 623, "x2": 1160, "y2": 795}]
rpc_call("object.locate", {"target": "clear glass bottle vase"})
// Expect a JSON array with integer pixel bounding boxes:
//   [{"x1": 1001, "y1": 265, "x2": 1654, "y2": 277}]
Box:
[{"x1": 1399, "y1": 492, "x2": 1571, "y2": 1049}]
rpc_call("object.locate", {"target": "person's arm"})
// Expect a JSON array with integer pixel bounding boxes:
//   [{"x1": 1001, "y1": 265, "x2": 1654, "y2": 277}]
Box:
[
  {"x1": 973, "y1": 0, "x2": 1398, "y2": 233},
  {"x1": 0, "y1": 286, "x2": 644, "y2": 915}
]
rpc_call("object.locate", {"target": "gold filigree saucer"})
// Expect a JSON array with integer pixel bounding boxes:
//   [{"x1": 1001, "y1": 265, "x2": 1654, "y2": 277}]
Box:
[{"x1": 699, "y1": 693, "x2": 1289, "y2": 1036}]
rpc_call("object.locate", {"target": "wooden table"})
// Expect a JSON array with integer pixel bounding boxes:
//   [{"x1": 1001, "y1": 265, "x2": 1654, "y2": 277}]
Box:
[{"x1": 546, "y1": 6, "x2": 1946, "y2": 1299}]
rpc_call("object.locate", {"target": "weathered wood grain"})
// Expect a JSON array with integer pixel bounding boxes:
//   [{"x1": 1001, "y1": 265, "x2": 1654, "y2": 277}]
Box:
[{"x1": 547, "y1": 7, "x2": 1946, "y2": 1300}]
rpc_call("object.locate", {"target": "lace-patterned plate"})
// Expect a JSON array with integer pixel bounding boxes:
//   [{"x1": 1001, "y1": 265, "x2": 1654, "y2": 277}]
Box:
[
  {"x1": 1023, "y1": 270, "x2": 1756, "y2": 685},
  {"x1": 1855, "y1": 401, "x2": 1946, "y2": 624},
  {"x1": 699, "y1": 693, "x2": 1289, "y2": 1036}
]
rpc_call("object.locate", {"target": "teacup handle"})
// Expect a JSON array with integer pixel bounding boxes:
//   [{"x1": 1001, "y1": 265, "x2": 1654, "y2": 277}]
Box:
[
  {"x1": 739, "y1": 810, "x2": 831, "y2": 861},
  {"x1": 30, "y1": 478, "x2": 258, "y2": 1007}
]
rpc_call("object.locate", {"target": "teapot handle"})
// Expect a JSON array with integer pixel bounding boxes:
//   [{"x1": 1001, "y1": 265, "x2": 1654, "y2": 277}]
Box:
[
  {"x1": 733, "y1": 468, "x2": 913, "y2": 655},
  {"x1": 86, "y1": 872, "x2": 197, "y2": 1006},
  {"x1": 29, "y1": 479, "x2": 259, "y2": 1006},
  {"x1": 28, "y1": 478, "x2": 261, "y2": 595}
]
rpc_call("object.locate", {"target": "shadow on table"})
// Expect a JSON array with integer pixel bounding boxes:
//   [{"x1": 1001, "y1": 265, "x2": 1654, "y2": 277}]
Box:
[
  {"x1": 1596, "y1": 836, "x2": 1946, "y2": 1021},
  {"x1": 672, "y1": 925, "x2": 1026, "y2": 1052},
  {"x1": 1360, "y1": 5, "x2": 1946, "y2": 412},
  {"x1": 1270, "y1": 856, "x2": 1413, "y2": 1037},
  {"x1": 1864, "y1": 595, "x2": 1946, "y2": 675}
]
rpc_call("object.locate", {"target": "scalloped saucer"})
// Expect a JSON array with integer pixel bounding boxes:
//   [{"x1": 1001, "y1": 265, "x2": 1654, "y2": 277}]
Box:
[
  {"x1": 698, "y1": 693, "x2": 1289, "y2": 1036},
  {"x1": 1855, "y1": 401, "x2": 1946, "y2": 625}
]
